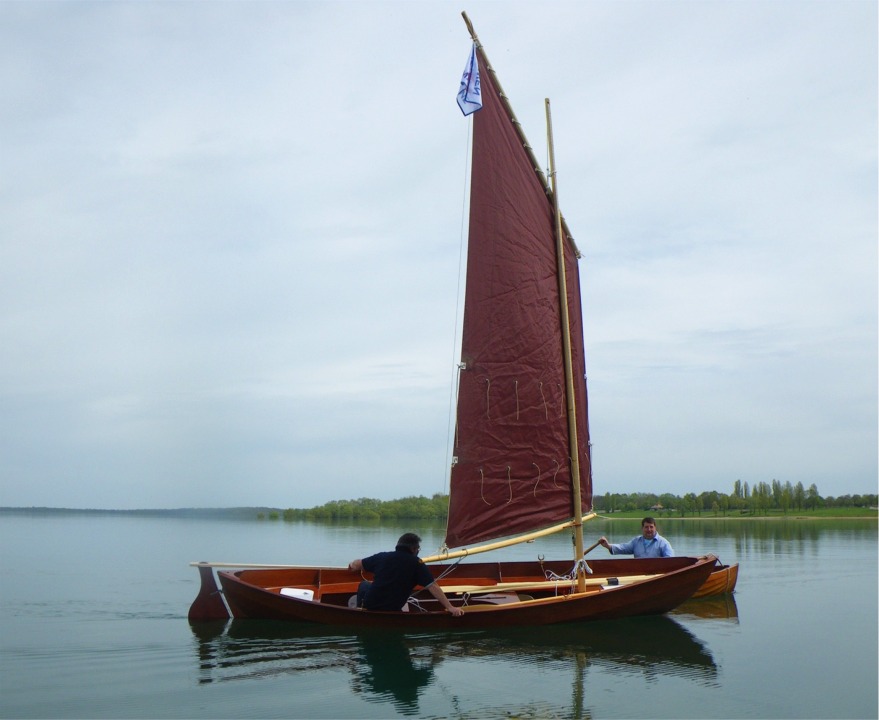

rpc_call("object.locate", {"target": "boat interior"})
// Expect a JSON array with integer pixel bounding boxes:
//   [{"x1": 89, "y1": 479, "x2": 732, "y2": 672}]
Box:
[{"x1": 221, "y1": 557, "x2": 703, "y2": 611}]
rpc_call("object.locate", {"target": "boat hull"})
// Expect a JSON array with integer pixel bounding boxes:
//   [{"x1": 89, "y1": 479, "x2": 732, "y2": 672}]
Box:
[
  {"x1": 195, "y1": 555, "x2": 717, "y2": 629},
  {"x1": 578, "y1": 557, "x2": 737, "y2": 599},
  {"x1": 692, "y1": 562, "x2": 739, "y2": 598}
]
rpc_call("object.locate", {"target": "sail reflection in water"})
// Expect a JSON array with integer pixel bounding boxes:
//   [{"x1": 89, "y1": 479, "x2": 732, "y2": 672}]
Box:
[{"x1": 191, "y1": 615, "x2": 719, "y2": 714}]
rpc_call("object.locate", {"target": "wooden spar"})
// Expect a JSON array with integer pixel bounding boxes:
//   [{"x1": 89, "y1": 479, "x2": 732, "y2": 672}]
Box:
[
  {"x1": 442, "y1": 575, "x2": 658, "y2": 595},
  {"x1": 189, "y1": 561, "x2": 347, "y2": 569},
  {"x1": 422, "y1": 513, "x2": 597, "y2": 563},
  {"x1": 191, "y1": 513, "x2": 597, "y2": 569},
  {"x1": 460, "y1": 11, "x2": 580, "y2": 257},
  {"x1": 545, "y1": 97, "x2": 586, "y2": 593}
]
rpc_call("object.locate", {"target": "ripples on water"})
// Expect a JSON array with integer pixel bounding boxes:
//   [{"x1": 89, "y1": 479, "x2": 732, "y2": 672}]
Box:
[
  {"x1": 1, "y1": 514, "x2": 875, "y2": 719},
  {"x1": 189, "y1": 608, "x2": 728, "y2": 717}
]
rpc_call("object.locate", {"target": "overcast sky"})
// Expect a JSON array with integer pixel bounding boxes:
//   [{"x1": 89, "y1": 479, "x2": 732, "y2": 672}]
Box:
[{"x1": 1, "y1": 1, "x2": 876, "y2": 510}]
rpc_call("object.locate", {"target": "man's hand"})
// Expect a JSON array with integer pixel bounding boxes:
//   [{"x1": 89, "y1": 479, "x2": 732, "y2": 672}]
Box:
[{"x1": 428, "y1": 582, "x2": 464, "y2": 616}]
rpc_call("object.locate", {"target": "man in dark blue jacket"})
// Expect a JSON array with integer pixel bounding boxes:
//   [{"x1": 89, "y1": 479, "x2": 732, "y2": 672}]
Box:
[{"x1": 348, "y1": 533, "x2": 463, "y2": 616}]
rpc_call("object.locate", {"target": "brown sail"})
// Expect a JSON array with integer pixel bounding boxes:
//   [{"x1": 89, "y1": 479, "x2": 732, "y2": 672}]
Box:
[{"x1": 445, "y1": 45, "x2": 592, "y2": 549}]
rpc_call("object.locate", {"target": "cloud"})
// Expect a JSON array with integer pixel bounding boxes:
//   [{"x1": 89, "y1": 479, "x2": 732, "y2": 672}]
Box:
[{"x1": 0, "y1": 1, "x2": 875, "y2": 509}]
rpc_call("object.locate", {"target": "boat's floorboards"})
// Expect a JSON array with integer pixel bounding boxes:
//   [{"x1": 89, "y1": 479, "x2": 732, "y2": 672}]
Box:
[{"x1": 266, "y1": 580, "x2": 603, "y2": 610}]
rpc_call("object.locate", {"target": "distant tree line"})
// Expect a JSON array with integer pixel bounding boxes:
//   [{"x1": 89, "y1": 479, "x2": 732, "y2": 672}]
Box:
[
  {"x1": 595, "y1": 480, "x2": 878, "y2": 517},
  {"x1": 277, "y1": 493, "x2": 450, "y2": 521},
  {"x1": 265, "y1": 482, "x2": 877, "y2": 521}
]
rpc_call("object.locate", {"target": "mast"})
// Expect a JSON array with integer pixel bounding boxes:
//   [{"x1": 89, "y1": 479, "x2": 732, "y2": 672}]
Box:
[{"x1": 545, "y1": 98, "x2": 586, "y2": 592}]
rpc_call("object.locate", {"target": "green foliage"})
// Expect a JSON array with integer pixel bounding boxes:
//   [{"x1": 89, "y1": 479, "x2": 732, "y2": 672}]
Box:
[
  {"x1": 274, "y1": 485, "x2": 877, "y2": 522},
  {"x1": 281, "y1": 493, "x2": 450, "y2": 521},
  {"x1": 590, "y1": 482, "x2": 877, "y2": 517}
]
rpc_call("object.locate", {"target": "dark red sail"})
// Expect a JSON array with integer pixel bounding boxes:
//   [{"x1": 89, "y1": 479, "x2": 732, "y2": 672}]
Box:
[{"x1": 445, "y1": 47, "x2": 592, "y2": 549}]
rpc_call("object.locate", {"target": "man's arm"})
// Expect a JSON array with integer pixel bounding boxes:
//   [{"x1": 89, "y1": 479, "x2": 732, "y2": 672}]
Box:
[
  {"x1": 608, "y1": 538, "x2": 637, "y2": 555},
  {"x1": 427, "y1": 582, "x2": 464, "y2": 616},
  {"x1": 348, "y1": 558, "x2": 363, "y2": 573},
  {"x1": 599, "y1": 536, "x2": 637, "y2": 555}
]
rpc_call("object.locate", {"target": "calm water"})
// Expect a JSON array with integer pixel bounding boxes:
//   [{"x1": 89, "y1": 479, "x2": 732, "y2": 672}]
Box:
[{"x1": 0, "y1": 513, "x2": 876, "y2": 719}]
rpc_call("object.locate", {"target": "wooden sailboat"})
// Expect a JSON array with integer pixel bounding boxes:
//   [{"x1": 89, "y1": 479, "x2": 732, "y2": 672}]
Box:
[{"x1": 188, "y1": 13, "x2": 717, "y2": 628}]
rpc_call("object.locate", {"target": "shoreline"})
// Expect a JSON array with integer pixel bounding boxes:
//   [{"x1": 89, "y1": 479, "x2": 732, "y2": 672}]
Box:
[
  {"x1": 2, "y1": 506, "x2": 875, "y2": 522},
  {"x1": 596, "y1": 513, "x2": 877, "y2": 521}
]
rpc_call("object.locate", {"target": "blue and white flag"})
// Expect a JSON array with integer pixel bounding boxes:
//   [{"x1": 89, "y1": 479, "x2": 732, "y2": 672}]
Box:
[{"x1": 456, "y1": 43, "x2": 482, "y2": 116}]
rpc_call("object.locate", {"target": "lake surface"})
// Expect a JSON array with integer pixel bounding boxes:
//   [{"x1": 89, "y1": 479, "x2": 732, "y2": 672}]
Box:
[{"x1": 1, "y1": 513, "x2": 876, "y2": 719}]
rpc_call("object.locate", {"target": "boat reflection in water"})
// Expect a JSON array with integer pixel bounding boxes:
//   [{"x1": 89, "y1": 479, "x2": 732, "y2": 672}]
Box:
[
  {"x1": 190, "y1": 620, "x2": 443, "y2": 713},
  {"x1": 353, "y1": 632, "x2": 442, "y2": 712},
  {"x1": 191, "y1": 614, "x2": 720, "y2": 714},
  {"x1": 672, "y1": 593, "x2": 740, "y2": 622}
]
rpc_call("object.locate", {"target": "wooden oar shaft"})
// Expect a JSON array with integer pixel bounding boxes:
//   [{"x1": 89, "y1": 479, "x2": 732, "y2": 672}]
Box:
[
  {"x1": 189, "y1": 561, "x2": 347, "y2": 570},
  {"x1": 442, "y1": 575, "x2": 657, "y2": 595},
  {"x1": 583, "y1": 539, "x2": 602, "y2": 556},
  {"x1": 192, "y1": 527, "x2": 605, "y2": 570}
]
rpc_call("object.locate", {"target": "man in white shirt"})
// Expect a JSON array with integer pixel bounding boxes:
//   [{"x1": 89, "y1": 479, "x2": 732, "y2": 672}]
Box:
[{"x1": 598, "y1": 517, "x2": 674, "y2": 558}]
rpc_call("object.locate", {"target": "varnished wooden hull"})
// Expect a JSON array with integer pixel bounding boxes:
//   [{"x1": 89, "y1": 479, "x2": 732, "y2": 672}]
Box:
[
  {"x1": 190, "y1": 555, "x2": 716, "y2": 629},
  {"x1": 692, "y1": 563, "x2": 739, "y2": 598},
  {"x1": 583, "y1": 558, "x2": 737, "y2": 598}
]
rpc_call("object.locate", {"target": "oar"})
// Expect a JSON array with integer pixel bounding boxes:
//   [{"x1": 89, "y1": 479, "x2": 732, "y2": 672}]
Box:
[
  {"x1": 442, "y1": 575, "x2": 658, "y2": 595},
  {"x1": 189, "y1": 561, "x2": 348, "y2": 570},
  {"x1": 583, "y1": 539, "x2": 602, "y2": 556}
]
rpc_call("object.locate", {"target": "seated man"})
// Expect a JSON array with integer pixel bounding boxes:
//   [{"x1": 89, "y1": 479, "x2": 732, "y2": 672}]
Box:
[{"x1": 348, "y1": 532, "x2": 463, "y2": 616}]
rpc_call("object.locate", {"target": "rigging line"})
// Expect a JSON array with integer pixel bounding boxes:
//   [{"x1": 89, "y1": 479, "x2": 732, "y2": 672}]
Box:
[
  {"x1": 443, "y1": 114, "x2": 473, "y2": 495},
  {"x1": 539, "y1": 381, "x2": 548, "y2": 420},
  {"x1": 514, "y1": 379, "x2": 519, "y2": 419},
  {"x1": 479, "y1": 468, "x2": 491, "y2": 505},
  {"x1": 483, "y1": 376, "x2": 491, "y2": 418},
  {"x1": 431, "y1": 555, "x2": 466, "y2": 582}
]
